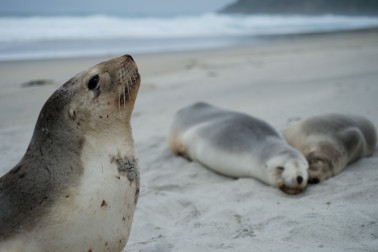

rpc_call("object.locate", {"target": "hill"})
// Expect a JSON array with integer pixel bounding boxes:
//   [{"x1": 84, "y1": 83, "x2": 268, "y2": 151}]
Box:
[{"x1": 219, "y1": 0, "x2": 378, "y2": 16}]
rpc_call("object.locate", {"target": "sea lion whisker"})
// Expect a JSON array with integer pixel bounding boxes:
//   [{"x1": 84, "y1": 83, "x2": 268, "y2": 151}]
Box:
[
  {"x1": 118, "y1": 88, "x2": 121, "y2": 112},
  {"x1": 123, "y1": 84, "x2": 126, "y2": 113},
  {"x1": 127, "y1": 75, "x2": 131, "y2": 98}
]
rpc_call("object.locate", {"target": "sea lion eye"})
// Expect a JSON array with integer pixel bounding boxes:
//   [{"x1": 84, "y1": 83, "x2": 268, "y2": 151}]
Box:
[
  {"x1": 88, "y1": 74, "x2": 99, "y2": 90},
  {"x1": 309, "y1": 157, "x2": 321, "y2": 165},
  {"x1": 277, "y1": 166, "x2": 284, "y2": 172}
]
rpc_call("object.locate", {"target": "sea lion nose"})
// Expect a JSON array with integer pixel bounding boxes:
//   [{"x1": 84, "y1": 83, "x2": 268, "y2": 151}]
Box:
[
  {"x1": 297, "y1": 176, "x2": 303, "y2": 184},
  {"x1": 123, "y1": 54, "x2": 134, "y2": 62}
]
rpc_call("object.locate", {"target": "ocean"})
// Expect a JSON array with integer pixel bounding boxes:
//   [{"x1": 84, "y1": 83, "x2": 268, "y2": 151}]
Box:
[{"x1": 1, "y1": 13, "x2": 378, "y2": 61}]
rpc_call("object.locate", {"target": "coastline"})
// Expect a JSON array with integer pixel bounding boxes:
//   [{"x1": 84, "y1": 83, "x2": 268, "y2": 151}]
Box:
[
  {"x1": 2, "y1": 25, "x2": 378, "y2": 63},
  {"x1": 1, "y1": 28, "x2": 378, "y2": 251}
]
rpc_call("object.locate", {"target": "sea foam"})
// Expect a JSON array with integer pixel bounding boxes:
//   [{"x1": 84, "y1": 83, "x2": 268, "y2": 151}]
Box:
[{"x1": 1, "y1": 13, "x2": 378, "y2": 60}]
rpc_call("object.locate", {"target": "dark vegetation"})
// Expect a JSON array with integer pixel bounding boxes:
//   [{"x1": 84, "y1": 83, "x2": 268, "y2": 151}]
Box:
[{"x1": 219, "y1": 0, "x2": 378, "y2": 16}]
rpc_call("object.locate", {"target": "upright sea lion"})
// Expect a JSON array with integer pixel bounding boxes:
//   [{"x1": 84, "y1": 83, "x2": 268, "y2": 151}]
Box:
[
  {"x1": 0, "y1": 55, "x2": 141, "y2": 252},
  {"x1": 169, "y1": 102, "x2": 309, "y2": 195},
  {"x1": 284, "y1": 114, "x2": 377, "y2": 183}
]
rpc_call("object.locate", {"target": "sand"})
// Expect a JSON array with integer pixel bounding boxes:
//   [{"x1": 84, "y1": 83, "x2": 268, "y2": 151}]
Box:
[{"x1": 1, "y1": 29, "x2": 377, "y2": 251}]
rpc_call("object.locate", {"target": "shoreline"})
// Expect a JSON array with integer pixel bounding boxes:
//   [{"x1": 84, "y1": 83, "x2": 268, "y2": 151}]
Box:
[{"x1": 0, "y1": 26, "x2": 377, "y2": 87}]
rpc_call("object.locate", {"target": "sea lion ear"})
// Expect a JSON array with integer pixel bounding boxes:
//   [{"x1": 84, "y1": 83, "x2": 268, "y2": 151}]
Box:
[{"x1": 308, "y1": 157, "x2": 321, "y2": 165}]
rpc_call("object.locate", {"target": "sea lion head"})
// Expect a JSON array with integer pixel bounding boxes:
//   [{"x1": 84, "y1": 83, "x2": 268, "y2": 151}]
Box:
[
  {"x1": 268, "y1": 150, "x2": 309, "y2": 195},
  {"x1": 35, "y1": 54, "x2": 140, "y2": 136},
  {"x1": 304, "y1": 141, "x2": 343, "y2": 184},
  {"x1": 59, "y1": 55, "x2": 141, "y2": 132}
]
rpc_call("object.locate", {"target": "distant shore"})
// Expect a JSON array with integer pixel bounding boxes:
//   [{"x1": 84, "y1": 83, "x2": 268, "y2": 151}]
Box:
[{"x1": 220, "y1": 0, "x2": 378, "y2": 16}]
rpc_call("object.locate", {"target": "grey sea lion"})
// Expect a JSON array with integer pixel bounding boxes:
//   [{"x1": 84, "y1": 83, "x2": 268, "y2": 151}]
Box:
[
  {"x1": 169, "y1": 102, "x2": 309, "y2": 195},
  {"x1": 0, "y1": 55, "x2": 141, "y2": 252},
  {"x1": 284, "y1": 114, "x2": 377, "y2": 184}
]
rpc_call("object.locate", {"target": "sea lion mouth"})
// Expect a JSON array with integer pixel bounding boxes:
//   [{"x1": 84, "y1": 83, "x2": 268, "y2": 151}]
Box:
[{"x1": 279, "y1": 185, "x2": 305, "y2": 195}]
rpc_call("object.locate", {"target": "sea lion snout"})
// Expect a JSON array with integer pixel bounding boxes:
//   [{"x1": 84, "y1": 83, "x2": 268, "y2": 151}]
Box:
[
  {"x1": 115, "y1": 55, "x2": 140, "y2": 86},
  {"x1": 116, "y1": 55, "x2": 140, "y2": 102},
  {"x1": 276, "y1": 158, "x2": 309, "y2": 195},
  {"x1": 123, "y1": 54, "x2": 134, "y2": 62}
]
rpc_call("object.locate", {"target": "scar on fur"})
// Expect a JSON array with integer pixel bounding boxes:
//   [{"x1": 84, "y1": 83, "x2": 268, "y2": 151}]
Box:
[{"x1": 111, "y1": 156, "x2": 138, "y2": 182}]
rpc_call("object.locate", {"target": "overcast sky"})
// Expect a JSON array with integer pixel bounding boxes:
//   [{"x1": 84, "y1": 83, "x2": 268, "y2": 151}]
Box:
[{"x1": 1, "y1": 0, "x2": 236, "y2": 16}]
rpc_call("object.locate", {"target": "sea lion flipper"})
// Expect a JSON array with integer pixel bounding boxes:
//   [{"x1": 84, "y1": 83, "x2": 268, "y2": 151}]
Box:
[{"x1": 338, "y1": 127, "x2": 363, "y2": 158}]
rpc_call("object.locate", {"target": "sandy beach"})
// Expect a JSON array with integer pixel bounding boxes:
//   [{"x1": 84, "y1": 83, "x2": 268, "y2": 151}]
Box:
[{"x1": 1, "y1": 29, "x2": 378, "y2": 251}]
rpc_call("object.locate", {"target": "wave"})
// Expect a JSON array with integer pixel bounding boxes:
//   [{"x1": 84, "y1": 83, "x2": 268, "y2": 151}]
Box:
[
  {"x1": 1, "y1": 13, "x2": 378, "y2": 43},
  {"x1": 1, "y1": 13, "x2": 378, "y2": 60}
]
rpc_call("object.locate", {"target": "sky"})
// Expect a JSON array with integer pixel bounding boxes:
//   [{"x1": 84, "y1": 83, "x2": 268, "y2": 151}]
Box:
[{"x1": 0, "y1": 0, "x2": 236, "y2": 16}]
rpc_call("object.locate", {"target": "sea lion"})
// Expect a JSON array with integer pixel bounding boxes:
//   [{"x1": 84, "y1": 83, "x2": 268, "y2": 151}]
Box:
[
  {"x1": 169, "y1": 102, "x2": 309, "y2": 195},
  {"x1": 0, "y1": 55, "x2": 141, "y2": 252},
  {"x1": 284, "y1": 113, "x2": 377, "y2": 184}
]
